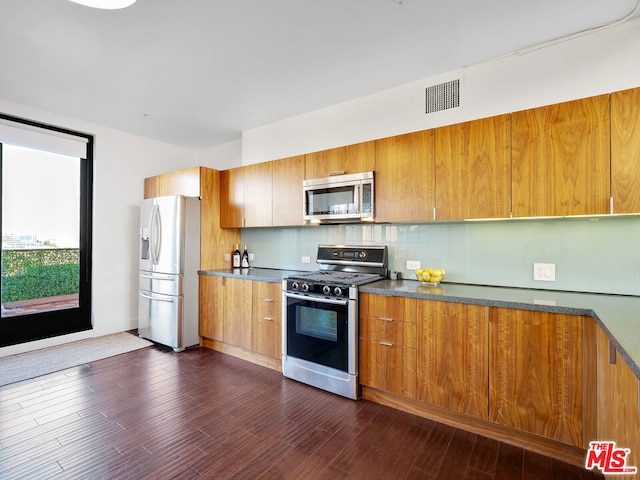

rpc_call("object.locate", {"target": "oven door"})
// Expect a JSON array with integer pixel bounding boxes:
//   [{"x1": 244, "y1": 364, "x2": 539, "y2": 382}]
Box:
[{"x1": 283, "y1": 291, "x2": 356, "y2": 374}]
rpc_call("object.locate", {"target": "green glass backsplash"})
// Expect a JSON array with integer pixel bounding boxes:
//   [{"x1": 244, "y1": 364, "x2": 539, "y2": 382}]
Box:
[{"x1": 241, "y1": 215, "x2": 640, "y2": 296}]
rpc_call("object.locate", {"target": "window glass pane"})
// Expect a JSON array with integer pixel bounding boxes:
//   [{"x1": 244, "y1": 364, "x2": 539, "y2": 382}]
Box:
[{"x1": 1, "y1": 144, "x2": 80, "y2": 317}]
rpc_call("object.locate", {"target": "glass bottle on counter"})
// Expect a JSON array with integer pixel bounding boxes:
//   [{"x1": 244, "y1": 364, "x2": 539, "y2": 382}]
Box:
[
  {"x1": 232, "y1": 244, "x2": 241, "y2": 268},
  {"x1": 241, "y1": 245, "x2": 249, "y2": 268}
]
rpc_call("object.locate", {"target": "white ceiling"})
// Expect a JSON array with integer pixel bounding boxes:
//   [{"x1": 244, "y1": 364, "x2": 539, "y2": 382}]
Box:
[{"x1": 0, "y1": 0, "x2": 638, "y2": 149}]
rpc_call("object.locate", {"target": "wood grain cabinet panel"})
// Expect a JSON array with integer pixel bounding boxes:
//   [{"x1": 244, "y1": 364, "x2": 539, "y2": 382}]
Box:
[
  {"x1": 220, "y1": 167, "x2": 245, "y2": 228},
  {"x1": 511, "y1": 95, "x2": 610, "y2": 217},
  {"x1": 305, "y1": 141, "x2": 375, "y2": 180},
  {"x1": 272, "y1": 155, "x2": 305, "y2": 226},
  {"x1": 251, "y1": 281, "x2": 282, "y2": 359},
  {"x1": 611, "y1": 87, "x2": 640, "y2": 214},
  {"x1": 143, "y1": 166, "x2": 201, "y2": 199},
  {"x1": 597, "y1": 327, "x2": 640, "y2": 478},
  {"x1": 435, "y1": 115, "x2": 511, "y2": 220},
  {"x1": 417, "y1": 300, "x2": 489, "y2": 419},
  {"x1": 489, "y1": 308, "x2": 596, "y2": 448},
  {"x1": 222, "y1": 277, "x2": 253, "y2": 350},
  {"x1": 244, "y1": 161, "x2": 273, "y2": 227},
  {"x1": 360, "y1": 340, "x2": 417, "y2": 399},
  {"x1": 199, "y1": 275, "x2": 224, "y2": 342},
  {"x1": 374, "y1": 130, "x2": 436, "y2": 223},
  {"x1": 359, "y1": 293, "x2": 417, "y2": 399}
]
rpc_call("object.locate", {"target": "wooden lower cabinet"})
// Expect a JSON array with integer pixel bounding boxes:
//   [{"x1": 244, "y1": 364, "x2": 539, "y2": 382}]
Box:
[
  {"x1": 360, "y1": 293, "x2": 603, "y2": 466},
  {"x1": 251, "y1": 281, "x2": 282, "y2": 359},
  {"x1": 597, "y1": 327, "x2": 640, "y2": 478},
  {"x1": 200, "y1": 276, "x2": 282, "y2": 370},
  {"x1": 417, "y1": 300, "x2": 489, "y2": 419},
  {"x1": 489, "y1": 308, "x2": 596, "y2": 448},
  {"x1": 359, "y1": 293, "x2": 417, "y2": 398},
  {"x1": 199, "y1": 275, "x2": 224, "y2": 342}
]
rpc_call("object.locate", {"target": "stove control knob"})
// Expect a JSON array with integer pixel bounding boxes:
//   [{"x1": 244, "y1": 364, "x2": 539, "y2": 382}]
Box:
[
  {"x1": 334, "y1": 286, "x2": 343, "y2": 296},
  {"x1": 322, "y1": 285, "x2": 331, "y2": 295},
  {"x1": 301, "y1": 283, "x2": 310, "y2": 292},
  {"x1": 291, "y1": 282, "x2": 299, "y2": 290}
]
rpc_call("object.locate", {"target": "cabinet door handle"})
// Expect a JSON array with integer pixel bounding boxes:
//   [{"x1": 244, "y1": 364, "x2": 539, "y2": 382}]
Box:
[
  {"x1": 262, "y1": 298, "x2": 274, "y2": 303},
  {"x1": 262, "y1": 317, "x2": 274, "y2": 321},
  {"x1": 378, "y1": 341, "x2": 393, "y2": 346},
  {"x1": 379, "y1": 317, "x2": 394, "y2": 322}
]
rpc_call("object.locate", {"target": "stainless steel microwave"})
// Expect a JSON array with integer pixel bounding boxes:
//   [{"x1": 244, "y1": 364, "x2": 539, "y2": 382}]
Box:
[{"x1": 303, "y1": 171, "x2": 374, "y2": 223}]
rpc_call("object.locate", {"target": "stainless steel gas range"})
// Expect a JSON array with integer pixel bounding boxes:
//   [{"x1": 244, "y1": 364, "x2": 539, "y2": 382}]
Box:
[{"x1": 282, "y1": 244, "x2": 388, "y2": 399}]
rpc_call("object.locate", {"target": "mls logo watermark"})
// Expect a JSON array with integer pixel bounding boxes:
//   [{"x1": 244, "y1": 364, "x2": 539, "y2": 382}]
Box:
[{"x1": 585, "y1": 441, "x2": 637, "y2": 475}]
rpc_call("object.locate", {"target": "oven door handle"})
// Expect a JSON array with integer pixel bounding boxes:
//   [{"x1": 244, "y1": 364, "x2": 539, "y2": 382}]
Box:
[{"x1": 284, "y1": 291, "x2": 349, "y2": 306}]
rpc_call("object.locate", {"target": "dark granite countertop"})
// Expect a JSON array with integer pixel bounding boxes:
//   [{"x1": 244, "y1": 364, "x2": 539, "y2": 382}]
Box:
[
  {"x1": 361, "y1": 279, "x2": 640, "y2": 380},
  {"x1": 198, "y1": 267, "x2": 304, "y2": 283}
]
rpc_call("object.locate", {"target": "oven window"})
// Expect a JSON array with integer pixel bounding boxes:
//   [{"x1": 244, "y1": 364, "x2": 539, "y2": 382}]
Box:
[
  {"x1": 286, "y1": 296, "x2": 349, "y2": 372},
  {"x1": 296, "y1": 306, "x2": 337, "y2": 342}
]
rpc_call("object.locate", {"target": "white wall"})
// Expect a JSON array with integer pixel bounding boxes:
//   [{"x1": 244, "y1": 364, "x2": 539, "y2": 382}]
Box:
[
  {"x1": 0, "y1": 98, "x2": 196, "y2": 357},
  {"x1": 242, "y1": 16, "x2": 640, "y2": 165},
  {"x1": 196, "y1": 138, "x2": 242, "y2": 170}
]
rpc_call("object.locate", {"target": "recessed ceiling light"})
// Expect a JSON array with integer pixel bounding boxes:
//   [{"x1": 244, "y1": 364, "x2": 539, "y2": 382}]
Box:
[{"x1": 68, "y1": 0, "x2": 137, "y2": 9}]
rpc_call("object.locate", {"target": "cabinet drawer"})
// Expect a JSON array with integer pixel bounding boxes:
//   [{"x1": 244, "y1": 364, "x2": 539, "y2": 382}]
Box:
[
  {"x1": 360, "y1": 339, "x2": 416, "y2": 399},
  {"x1": 253, "y1": 281, "x2": 281, "y2": 301},
  {"x1": 360, "y1": 293, "x2": 416, "y2": 323},
  {"x1": 360, "y1": 315, "x2": 416, "y2": 348},
  {"x1": 253, "y1": 297, "x2": 280, "y2": 322}
]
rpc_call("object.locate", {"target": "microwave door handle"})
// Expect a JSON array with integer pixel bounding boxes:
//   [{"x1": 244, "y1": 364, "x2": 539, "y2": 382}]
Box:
[{"x1": 354, "y1": 184, "x2": 360, "y2": 213}]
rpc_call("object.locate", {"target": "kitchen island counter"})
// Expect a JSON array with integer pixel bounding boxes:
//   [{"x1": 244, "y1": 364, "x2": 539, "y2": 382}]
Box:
[{"x1": 361, "y1": 279, "x2": 640, "y2": 380}]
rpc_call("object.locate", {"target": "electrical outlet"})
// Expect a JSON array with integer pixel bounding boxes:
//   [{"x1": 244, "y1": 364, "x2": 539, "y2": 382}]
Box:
[
  {"x1": 248, "y1": 253, "x2": 255, "y2": 262},
  {"x1": 223, "y1": 253, "x2": 231, "y2": 262},
  {"x1": 406, "y1": 260, "x2": 421, "y2": 270},
  {"x1": 533, "y1": 263, "x2": 556, "y2": 281},
  {"x1": 302, "y1": 256, "x2": 311, "y2": 264}
]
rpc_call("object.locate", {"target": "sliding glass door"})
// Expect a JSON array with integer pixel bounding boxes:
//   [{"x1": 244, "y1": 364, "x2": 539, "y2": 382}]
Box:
[{"x1": 0, "y1": 115, "x2": 93, "y2": 347}]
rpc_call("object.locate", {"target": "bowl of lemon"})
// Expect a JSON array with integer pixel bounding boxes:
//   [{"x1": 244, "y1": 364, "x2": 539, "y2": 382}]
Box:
[{"x1": 415, "y1": 268, "x2": 446, "y2": 286}]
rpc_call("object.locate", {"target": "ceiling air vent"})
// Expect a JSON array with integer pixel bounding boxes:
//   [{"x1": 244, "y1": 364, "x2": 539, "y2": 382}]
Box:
[{"x1": 425, "y1": 79, "x2": 460, "y2": 114}]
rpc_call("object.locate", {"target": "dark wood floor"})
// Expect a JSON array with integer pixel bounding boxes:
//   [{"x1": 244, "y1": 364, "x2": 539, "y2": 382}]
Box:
[{"x1": 0, "y1": 341, "x2": 604, "y2": 479}]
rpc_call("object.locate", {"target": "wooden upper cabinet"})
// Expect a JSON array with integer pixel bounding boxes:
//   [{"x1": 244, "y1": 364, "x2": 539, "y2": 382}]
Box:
[
  {"x1": 272, "y1": 155, "x2": 305, "y2": 226},
  {"x1": 304, "y1": 141, "x2": 375, "y2": 180},
  {"x1": 220, "y1": 167, "x2": 245, "y2": 228},
  {"x1": 244, "y1": 161, "x2": 273, "y2": 227},
  {"x1": 143, "y1": 166, "x2": 201, "y2": 199},
  {"x1": 435, "y1": 115, "x2": 511, "y2": 220},
  {"x1": 375, "y1": 130, "x2": 435, "y2": 223},
  {"x1": 511, "y1": 95, "x2": 610, "y2": 217},
  {"x1": 611, "y1": 87, "x2": 640, "y2": 213}
]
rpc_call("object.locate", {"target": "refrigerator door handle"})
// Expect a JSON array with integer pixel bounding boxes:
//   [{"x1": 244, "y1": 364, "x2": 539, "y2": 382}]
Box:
[
  {"x1": 150, "y1": 204, "x2": 162, "y2": 265},
  {"x1": 139, "y1": 291, "x2": 175, "y2": 303},
  {"x1": 139, "y1": 272, "x2": 176, "y2": 281}
]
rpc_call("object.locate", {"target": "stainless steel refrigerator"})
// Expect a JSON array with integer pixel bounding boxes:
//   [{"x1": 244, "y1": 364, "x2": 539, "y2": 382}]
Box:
[{"x1": 138, "y1": 195, "x2": 200, "y2": 352}]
